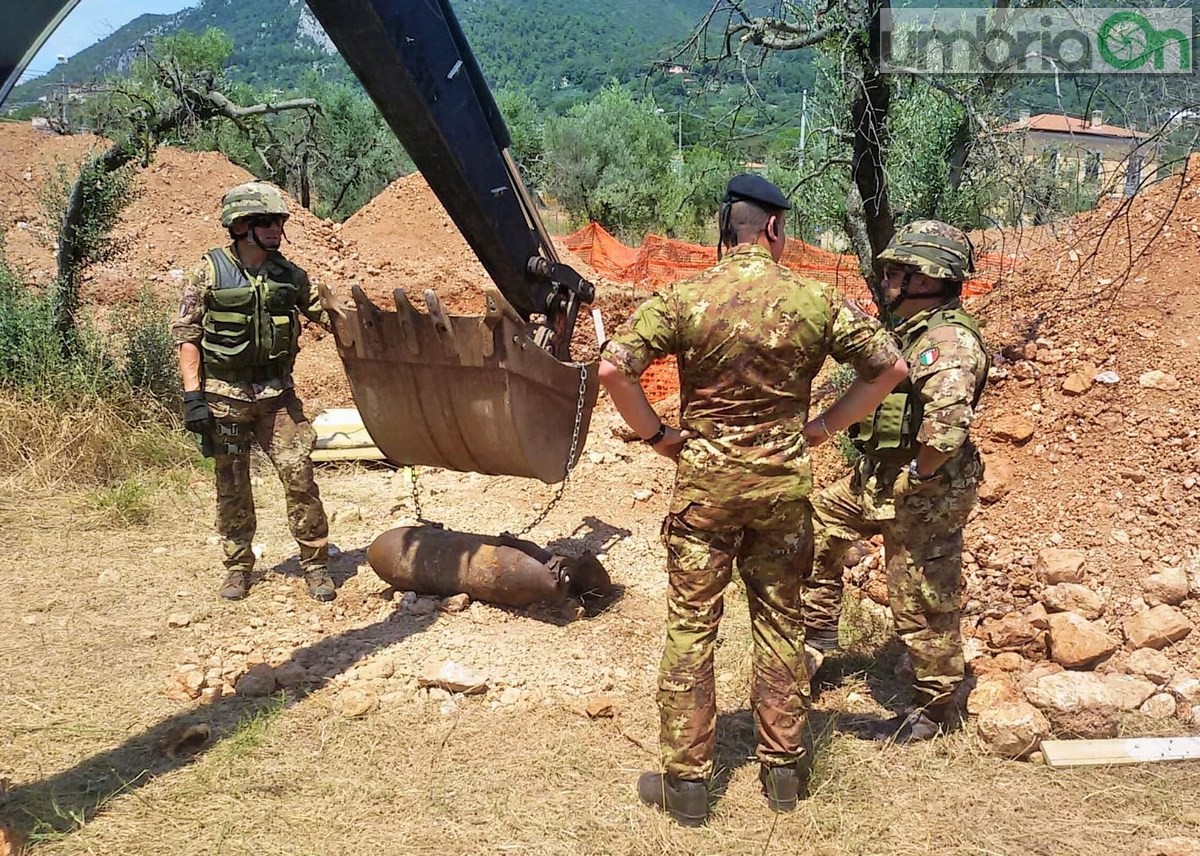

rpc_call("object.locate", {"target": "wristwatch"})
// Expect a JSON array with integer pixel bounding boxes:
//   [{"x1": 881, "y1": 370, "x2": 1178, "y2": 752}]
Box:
[
  {"x1": 644, "y1": 423, "x2": 669, "y2": 446},
  {"x1": 906, "y1": 460, "x2": 938, "y2": 481}
]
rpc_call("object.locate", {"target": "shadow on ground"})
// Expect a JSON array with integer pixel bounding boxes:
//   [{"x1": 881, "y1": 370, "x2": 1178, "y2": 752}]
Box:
[{"x1": 2, "y1": 521, "x2": 630, "y2": 843}]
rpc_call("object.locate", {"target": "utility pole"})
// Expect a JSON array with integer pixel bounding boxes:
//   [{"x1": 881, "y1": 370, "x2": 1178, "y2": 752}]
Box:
[
  {"x1": 56, "y1": 54, "x2": 68, "y2": 130},
  {"x1": 678, "y1": 106, "x2": 683, "y2": 157},
  {"x1": 797, "y1": 89, "x2": 808, "y2": 169}
]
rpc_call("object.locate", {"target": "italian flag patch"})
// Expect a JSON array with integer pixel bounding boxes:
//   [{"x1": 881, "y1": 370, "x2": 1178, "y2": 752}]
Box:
[{"x1": 918, "y1": 347, "x2": 939, "y2": 367}]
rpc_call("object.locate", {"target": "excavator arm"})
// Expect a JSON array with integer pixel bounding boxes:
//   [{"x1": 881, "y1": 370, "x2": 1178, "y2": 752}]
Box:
[{"x1": 1, "y1": 0, "x2": 599, "y2": 484}]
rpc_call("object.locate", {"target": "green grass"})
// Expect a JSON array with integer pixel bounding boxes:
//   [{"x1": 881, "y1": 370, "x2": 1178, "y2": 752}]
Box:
[{"x1": 84, "y1": 478, "x2": 157, "y2": 527}]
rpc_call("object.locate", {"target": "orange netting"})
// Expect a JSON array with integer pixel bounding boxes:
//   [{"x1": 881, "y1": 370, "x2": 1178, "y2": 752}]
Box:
[
  {"x1": 567, "y1": 223, "x2": 1004, "y2": 403},
  {"x1": 564, "y1": 222, "x2": 1001, "y2": 303}
]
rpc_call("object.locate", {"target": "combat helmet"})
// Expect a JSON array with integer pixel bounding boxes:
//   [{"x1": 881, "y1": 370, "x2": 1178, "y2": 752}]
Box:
[
  {"x1": 220, "y1": 181, "x2": 290, "y2": 227},
  {"x1": 878, "y1": 220, "x2": 974, "y2": 282}
]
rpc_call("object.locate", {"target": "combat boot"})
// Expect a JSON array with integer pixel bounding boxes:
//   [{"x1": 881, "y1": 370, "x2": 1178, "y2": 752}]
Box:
[
  {"x1": 636, "y1": 772, "x2": 708, "y2": 827},
  {"x1": 304, "y1": 566, "x2": 336, "y2": 602},
  {"x1": 759, "y1": 760, "x2": 808, "y2": 812},
  {"x1": 866, "y1": 705, "x2": 958, "y2": 744},
  {"x1": 219, "y1": 568, "x2": 250, "y2": 600},
  {"x1": 805, "y1": 628, "x2": 840, "y2": 652}
]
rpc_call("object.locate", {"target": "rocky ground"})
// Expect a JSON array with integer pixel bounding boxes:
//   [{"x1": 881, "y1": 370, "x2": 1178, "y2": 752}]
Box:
[{"x1": 2, "y1": 121, "x2": 1200, "y2": 855}]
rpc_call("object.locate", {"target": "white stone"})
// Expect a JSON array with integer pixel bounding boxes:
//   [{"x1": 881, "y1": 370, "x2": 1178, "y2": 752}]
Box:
[
  {"x1": 1126, "y1": 648, "x2": 1176, "y2": 684},
  {"x1": 1143, "y1": 565, "x2": 1190, "y2": 606},
  {"x1": 1041, "y1": 583, "x2": 1105, "y2": 619},
  {"x1": 418, "y1": 660, "x2": 488, "y2": 695},
  {"x1": 1139, "y1": 693, "x2": 1177, "y2": 719}
]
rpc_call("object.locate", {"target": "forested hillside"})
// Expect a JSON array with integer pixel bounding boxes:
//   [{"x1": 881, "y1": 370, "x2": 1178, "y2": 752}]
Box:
[{"x1": 7, "y1": 0, "x2": 813, "y2": 114}]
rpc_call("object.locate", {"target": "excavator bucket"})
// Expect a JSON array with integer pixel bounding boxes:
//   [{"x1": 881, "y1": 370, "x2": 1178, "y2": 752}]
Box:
[{"x1": 320, "y1": 283, "x2": 599, "y2": 484}]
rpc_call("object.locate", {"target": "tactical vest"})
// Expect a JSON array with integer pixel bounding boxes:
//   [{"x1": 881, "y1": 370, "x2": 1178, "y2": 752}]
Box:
[
  {"x1": 200, "y1": 248, "x2": 302, "y2": 382},
  {"x1": 849, "y1": 307, "x2": 989, "y2": 462}
]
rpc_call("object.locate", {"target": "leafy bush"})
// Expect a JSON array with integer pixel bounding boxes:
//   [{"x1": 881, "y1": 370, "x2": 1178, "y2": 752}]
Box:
[{"x1": 123, "y1": 286, "x2": 182, "y2": 407}]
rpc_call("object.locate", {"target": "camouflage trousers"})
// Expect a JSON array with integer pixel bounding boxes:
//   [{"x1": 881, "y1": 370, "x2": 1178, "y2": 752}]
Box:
[
  {"x1": 207, "y1": 391, "x2": 329, "y2": 574},
  {"x1": 806, "y1": 454, "x2": 981, "y2": 708},
  {"x1": 657, "y1": 499, "x2": 813, "y2": 780}
]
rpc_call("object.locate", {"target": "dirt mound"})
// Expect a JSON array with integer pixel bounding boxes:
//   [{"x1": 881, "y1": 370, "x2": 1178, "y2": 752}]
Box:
[
  {"x1": 338, "y1": 170, "x2": 630, "y2": 360},
  {"x1": 947, "y1": 159, "x2": 1200, "y2": 664}
]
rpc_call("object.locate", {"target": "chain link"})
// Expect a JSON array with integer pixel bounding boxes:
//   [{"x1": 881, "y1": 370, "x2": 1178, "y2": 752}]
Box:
[
  {"x1": 403, "y1": 363, "x2": 588, "y2": 536},
  {"x1": 514, "y1": 361, "x2": 588, "y2": 536},
  {"x1": 407, "y1": 464, "x2": 424, "y2": 522}
]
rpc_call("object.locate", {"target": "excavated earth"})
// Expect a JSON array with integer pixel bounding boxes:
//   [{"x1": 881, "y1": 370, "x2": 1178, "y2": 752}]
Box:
[
  {"x1": 3, "y1": 120, "x2": 1200, "y2": 854},
  {"x1": 3, "y1": 119, "x2": 1199, "y2": 668}
]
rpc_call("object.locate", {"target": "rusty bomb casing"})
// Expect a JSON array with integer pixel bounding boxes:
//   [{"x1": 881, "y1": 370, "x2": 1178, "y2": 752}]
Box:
[{"x1": 367, "y1": 526, "x2": 610, "y2": 608}]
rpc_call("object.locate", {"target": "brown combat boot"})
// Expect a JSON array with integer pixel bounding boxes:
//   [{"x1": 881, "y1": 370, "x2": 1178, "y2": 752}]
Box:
[
  {"x1": 219, "y1": 568, "x2": 250, "y2": 600},
  {"x1": 636, "y1": 772, "x2": 708, "y2": 827},
  {"x1": 304, "y1": 566, "x2": 336, "y2": 602}
]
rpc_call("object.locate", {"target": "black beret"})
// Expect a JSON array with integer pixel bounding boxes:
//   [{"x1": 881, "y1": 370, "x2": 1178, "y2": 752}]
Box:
[{"x1": 723, "y1": 173, "x2": 791, "y2": 210}]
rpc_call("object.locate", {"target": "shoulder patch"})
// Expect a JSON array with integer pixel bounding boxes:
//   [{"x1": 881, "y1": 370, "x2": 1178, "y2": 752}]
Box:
[{"x1": 917, "y1": 347, "x2": 939, "y2": 367}]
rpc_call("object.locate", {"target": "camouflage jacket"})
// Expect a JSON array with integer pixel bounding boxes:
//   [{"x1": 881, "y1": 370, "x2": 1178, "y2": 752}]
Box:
[
  {"x1": 602, "y1": 244, "x2": 901, "y2": 511},
  {"x1": 898, "y1": 300, "x2": 989, "y2": 458},
  {"x1": 853, "y1": 300, "x2": 989, "y2": 520},
  {"x1": 170, "y1": 245, "x2": 328, "y2": 402}
]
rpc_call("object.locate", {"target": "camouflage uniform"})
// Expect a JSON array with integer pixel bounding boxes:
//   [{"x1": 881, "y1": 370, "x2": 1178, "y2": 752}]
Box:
[
  {"x1": 171, "y1": 246, "x2": 331, "y2": 580},
  {"x1": 806, "y1": 220, "x2": 989, "y2": 713},
  {"x1": 602, "y1": 244, "x2": 901, "y2": 780}
]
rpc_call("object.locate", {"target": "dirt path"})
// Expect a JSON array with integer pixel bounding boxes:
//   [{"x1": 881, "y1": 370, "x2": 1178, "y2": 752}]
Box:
[{"x1": 2, "y1": 405, "x2": 1199, "y2": 856}]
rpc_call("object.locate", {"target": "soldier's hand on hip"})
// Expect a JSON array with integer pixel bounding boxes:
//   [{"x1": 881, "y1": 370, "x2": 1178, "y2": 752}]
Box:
[
  {"x1": 649, "y1": 425, "x2": 696, "y2": 461},
  {"x1": 183, "y1": 390, "x2": 215, "y2": 434}
]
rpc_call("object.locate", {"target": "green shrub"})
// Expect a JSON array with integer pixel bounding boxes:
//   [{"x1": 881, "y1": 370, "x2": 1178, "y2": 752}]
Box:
[{"x1": 123, "y1": 286, "x2": 182, "y2": 407}]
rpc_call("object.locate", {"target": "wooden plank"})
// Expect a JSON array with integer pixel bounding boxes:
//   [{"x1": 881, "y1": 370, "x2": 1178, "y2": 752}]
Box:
[
  {"x1": 311, "y1": 446, "x2": 387, "y2": 463},
  {"x1": 312, "y1": 407, "x2": 384, "y2": 462},
  {"x1": 1041, "y1": 737, "x2": 1200, "y2": 768}
]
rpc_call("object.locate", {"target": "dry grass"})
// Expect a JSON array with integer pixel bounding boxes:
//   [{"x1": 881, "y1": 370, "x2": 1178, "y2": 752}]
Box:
[{"x1": 3, "y1": 463, "x2": 1200, "y2": 856}]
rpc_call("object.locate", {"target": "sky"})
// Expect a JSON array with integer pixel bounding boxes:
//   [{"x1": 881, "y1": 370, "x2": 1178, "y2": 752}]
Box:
[{"x1": 25, "y1": 0, "x2": 197, "y2": 81}]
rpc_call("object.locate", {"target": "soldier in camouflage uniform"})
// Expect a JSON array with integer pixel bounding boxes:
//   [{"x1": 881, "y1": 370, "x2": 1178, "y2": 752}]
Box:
[
  {"x1": 802, "y1": 220, "x2": 991, "y2": 743},
  {"x1": 599, "y1": 174, "x2": 907, "y2": 825},
  {"x1": 171, "y1": 182, "x2": 336, "y2": 603}
]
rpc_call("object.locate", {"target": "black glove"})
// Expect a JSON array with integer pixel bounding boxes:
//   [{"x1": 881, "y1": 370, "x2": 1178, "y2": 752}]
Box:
[{"x1": 183, "y1": 390, "x2": 214, "y2": 435}]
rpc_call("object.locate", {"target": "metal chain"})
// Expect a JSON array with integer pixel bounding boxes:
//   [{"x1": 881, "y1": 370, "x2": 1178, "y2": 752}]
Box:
[
  {"x1": 403, "y1": 363, "x2": 587, "y2": 535},
  {"x1": 514, "y1": 361, "x2": 588, "y2": 536},
  {"x1": 407, "y1": 464, "x2": 425, "y2": 522}
]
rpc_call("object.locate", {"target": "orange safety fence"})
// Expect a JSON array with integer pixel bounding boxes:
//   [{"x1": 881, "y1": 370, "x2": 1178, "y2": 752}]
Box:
[
  {"x1": 567, "y1": 222, "x2": 1005, "y2": 403},
  {"x1": 564, "y1": 222, "x2": 1002, "y2": 304}
]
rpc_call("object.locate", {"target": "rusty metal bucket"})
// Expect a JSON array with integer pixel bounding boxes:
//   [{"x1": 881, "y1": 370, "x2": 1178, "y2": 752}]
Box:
[{"x1": 318, "y1": 283, "x2": 598, "y2": 484}]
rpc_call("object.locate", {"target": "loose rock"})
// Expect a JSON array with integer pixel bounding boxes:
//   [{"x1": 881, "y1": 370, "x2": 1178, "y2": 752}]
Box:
[
  {"x1": 1143, "y1": 565, "x2": 1190, "y2": 606},
  {"x1": 1126, "y1": 647, "x2": 1176, "y2": 684},
  {"x1": 584, "y1": 697, "x2": 617, "y2": 719},
  {"x1": 1036, "y1": 548, "x2": 1086, "y2": 584},
  {"x1": 978, "y1": 455, "x2": 1015, "y2": 504},
  {"x1": 1138, "y1": 370, "x2": 1182, "y2": 391},
  {"x1": 967, "y1": 676, "x2": 1019, "y2": 715},
  {"x1": 975, "y1": 701, "x2": 1051, "y2": 759},
  {"x1": 235, "y1": 663, "x2": 278, "y2": 697},
  {"x1": 440, "y1": 593, "x2": 471, "y2": 613},
  {"x1": 337, "y1": 688, "x2": 379, "y2": 718},
  {"x1": 1123, "y1": 605, "x2": 1193, "y2": 649},
  {"x1": 1101, "y1": 673, "x2": 1158, "y2": 710},
  {"x1": 1040, "y1": 583, "x2": 1105, "y2": 619},
  {"x1": 1047, "y1": 612, "x2": 1119, "y2": 668},
  {"x1": 990, "y1": 416, "x2": 1036, "y2": 445},
  {"x1": 1139, "y1": 693, "x2": 1178, "y2": 719},
  {"x1": 418, "y1": 660, "x2": 488, "y2": 695},
  {"x1": 1024, "y1": 671, "x2": 1121, "y2": 738}
]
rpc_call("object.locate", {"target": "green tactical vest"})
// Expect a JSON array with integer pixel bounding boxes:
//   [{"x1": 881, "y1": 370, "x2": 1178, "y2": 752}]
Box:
[
  {"x1": 849, "y1": 306, "x2": 989, "y2": 463},
  {"x1": 200, "y1": 248, "x2": 302, "y2": 382}
]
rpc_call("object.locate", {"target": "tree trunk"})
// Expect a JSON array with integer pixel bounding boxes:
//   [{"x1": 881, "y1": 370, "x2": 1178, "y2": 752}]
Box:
[{"x1": 846, "y1": 2, "x2": 895, "y2": 308}]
